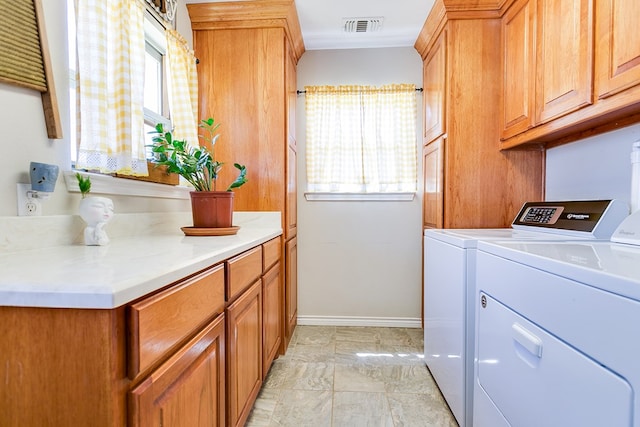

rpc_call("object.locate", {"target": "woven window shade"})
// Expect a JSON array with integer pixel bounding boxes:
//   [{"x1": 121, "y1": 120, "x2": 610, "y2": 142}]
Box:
[
  {"x1": 0, "y1": 0, "x2": 46, "y2": 91},
  {"x1": 0, "y1": 0, "x2": 61, "y2": 138}
]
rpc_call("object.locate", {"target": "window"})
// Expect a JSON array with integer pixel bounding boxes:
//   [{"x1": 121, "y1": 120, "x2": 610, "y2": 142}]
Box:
[
  {"x1": 68, "y1": 0, "x2": 170, "y2": 166},
  {"x1": 304, "y1": 84, "x2": 418, "y2": 197},
  {"x1": 142, "y1": 17, "x2": 171, "y2": 159}
]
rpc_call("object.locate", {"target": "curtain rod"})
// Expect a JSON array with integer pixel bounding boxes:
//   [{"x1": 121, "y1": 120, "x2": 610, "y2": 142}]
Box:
[{"x1": 297, "y1": 88, "x2": 423, "y2": 95}]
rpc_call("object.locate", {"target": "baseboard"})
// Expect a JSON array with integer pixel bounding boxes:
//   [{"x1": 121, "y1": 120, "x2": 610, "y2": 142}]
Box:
[{"x1": 296, "y1": 315, "x2": 422, "y2": 328}]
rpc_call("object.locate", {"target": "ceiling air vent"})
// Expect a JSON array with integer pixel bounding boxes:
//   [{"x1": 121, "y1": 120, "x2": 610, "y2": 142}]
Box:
[{"x1": 343, "y1": 17, "x2": 384, "y2": 33}]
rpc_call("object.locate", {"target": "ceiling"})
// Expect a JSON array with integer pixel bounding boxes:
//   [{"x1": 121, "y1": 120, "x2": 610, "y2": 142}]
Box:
[
  {"x1": 184, "y1": 0, "x2": 436, "y2": 51},
  {"x1": 295, "y1": 0, "x2": 435, "y2": 50}
]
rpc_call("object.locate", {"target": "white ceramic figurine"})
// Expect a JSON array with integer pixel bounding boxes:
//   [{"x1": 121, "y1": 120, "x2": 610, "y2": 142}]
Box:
[{"x1": 79, "y1": 196, "x2": 114, "y2": 246}]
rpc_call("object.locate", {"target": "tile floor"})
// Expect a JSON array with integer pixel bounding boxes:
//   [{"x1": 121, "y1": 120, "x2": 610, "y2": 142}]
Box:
[{"x1": 246, "y1": 325, "x2": 458, "y2": 427}]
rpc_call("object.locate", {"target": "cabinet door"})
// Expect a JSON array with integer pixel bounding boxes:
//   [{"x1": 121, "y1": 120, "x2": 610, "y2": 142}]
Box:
[
  {"x1": 286, "y1": 41, "x2": 298, "y2": 240},
  {"x1": 423, "y1": 137, "x2": 444, "y2": 229},
  {"x1": 226, "y1": 281, "x2": 263, "y2": 427},
  {"x1": 285, "y1": 236, "x2": 298, "y2": 345},
  {"x1": 596, "y1": 0, "x2": 640, "y2": 98},
  {"x1": 501, "y1": 0, "x2": 536, "y2": 139},
  {"x1": 286, "y1": 143, "x2": 297, "y2": 240},
  {"x1": 129, "y1": 314, "x2": 226, "y2": 427},
  {"x1": 262, "y1": 262, "x2": 282, "y2": 377},
  {"x1": 535, "y1": 0, "x2": 593, "y2": 123},
  {"x1": 423, "y1": 30, "x2": 446, "y2": 144}
]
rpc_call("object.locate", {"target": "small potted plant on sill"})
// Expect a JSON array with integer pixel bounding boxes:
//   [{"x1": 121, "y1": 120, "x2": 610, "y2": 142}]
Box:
[{"x1": 149, "y1": 118, "x2": 247, "y2": 232}]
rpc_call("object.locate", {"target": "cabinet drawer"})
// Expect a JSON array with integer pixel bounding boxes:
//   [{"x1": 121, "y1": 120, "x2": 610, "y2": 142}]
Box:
[
  {"x1": 263, "y1": 237, "x2": 281, "y2": 272},
  {"x1": 128, "y1": 264, "x2": 225, "y2": 378},
  {"x1": 227, "y1": 246, "x2": 262, "y2": 301}
]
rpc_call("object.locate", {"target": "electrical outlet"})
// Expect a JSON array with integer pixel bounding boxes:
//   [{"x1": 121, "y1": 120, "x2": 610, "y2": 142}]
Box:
[{"x1": 17, "y1": 183, "x2": 43, "y2": 216}]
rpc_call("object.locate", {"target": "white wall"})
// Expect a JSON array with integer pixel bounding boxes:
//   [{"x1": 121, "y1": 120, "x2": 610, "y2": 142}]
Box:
[
  {"x1": 0, "y1": 0, "x2": 194, "y2": 217},
  {"x1": 546, "y1": 122, "x2": 640, "y2": 209},
  {"x1": 296, "y1": 47, "x2": 424, "y2": 327}
]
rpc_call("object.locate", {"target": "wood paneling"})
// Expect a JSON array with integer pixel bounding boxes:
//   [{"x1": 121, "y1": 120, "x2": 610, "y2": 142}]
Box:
[{"x1": 0, "y1": 306, "x2": 127, "y2": 426}]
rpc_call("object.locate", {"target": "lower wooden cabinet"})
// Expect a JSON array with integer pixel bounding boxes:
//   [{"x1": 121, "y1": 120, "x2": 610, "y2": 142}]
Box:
[
  {"x1": 0, "y1": 235, "x2": 285, "y2": 427},
  {"x1": 262, "y1": 262, "x2": 282, "y2": 377},
  {"x1": 226, "y1": 280, "x2": 263, "y2": 427},
  {"x1": 129, "y1": 314, "x2": 226, "y2": 427},
  {"x1": 284, "y1": 236, "x2": 298, "y2": 346}
]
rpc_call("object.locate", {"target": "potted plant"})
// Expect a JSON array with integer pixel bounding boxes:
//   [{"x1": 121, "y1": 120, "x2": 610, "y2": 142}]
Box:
[
  {"x1": 75, "y1": 173, "x2": 115, "y2": 245},
  {"x1": 150, "y1": 117, "x2": 247, "y2": 230}
]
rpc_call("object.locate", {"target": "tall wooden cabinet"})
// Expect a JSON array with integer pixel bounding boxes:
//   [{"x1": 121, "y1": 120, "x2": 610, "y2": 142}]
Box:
[
  {"x1": 416, "y1": 0, "x2": 544, "y2": 229},
  {"x1": 188, "y1": 0, "x2": 304, "y2": 353}
]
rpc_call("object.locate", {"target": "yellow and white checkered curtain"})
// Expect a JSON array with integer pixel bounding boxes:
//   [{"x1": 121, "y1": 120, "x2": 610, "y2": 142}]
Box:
[
  {"x1": 166, "y1": 29, "x2": 199, "y2": 146},
  {"x1": 75, "y1": 0, "x2": 148, "y2": 175},
  {"x1": 305, "y1": 84, "x2": 417, "y2": 193}
]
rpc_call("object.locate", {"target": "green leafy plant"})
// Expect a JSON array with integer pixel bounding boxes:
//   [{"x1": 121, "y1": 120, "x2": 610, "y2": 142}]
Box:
[
  {"x1": 75, "y1": 173, "x2": 91, "y2": 198},
  {"x1": 149, "y1": 118, "x2": 247, "y2": 192}
]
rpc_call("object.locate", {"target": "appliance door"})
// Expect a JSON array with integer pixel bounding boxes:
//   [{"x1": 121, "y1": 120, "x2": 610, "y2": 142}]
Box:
[
  {"x1": 475, "y1": 293, "x2": 632, "y2": 427},
  {"x1": 424, "y1": 236, "x2": 466, "y2": 425}
]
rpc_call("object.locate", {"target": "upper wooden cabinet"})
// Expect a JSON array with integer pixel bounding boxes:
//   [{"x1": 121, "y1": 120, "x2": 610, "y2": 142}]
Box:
[
  {"x1": 501, "y1": 0, "x2": 594, "y2": 140},
  {"x1": 416, "y1": 0, "x2": 543, "y2": 229},
  {"x1": 423, "y1": 31, "x2": 447, "y2": 144},
  {"x1": 501, "y1": 0, "x2": 640, "y2": 148},
  {"x1": 501, "y1": 0, "x2": 536, "y2": 140},
  {"x1": 596, "y1": 0, "x2": 640, "y2": 99},
  {"x1": 423, "y1": 137, "x2": 444, "y2": 229},
  {"x1": 536, "y1": 0, "x2": 593, "y2": 124}
]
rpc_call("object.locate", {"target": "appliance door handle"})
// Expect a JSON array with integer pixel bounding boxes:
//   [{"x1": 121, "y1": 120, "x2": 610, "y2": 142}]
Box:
[{"x1": 512, "y1": 322, "x2": 543, "y2": 357}]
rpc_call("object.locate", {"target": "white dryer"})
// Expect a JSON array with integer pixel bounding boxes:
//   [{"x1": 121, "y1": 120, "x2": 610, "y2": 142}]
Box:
[
  {"x1": 423, "y1": 200, "x2": 629, "y2": 427},
  {"x1": 473, "y1": 211, "x2": 640, "y2": 426}
]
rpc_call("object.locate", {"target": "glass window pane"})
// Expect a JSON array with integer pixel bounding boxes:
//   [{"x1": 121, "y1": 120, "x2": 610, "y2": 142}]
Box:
[{"x1": 144, "y1": 44, "x2": 162, "y2": 113}]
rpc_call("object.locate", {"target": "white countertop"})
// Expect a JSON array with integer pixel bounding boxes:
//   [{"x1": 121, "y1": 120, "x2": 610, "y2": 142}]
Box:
[{"x1": 0, "y1": 212, "x2": 282, "y2": 309}]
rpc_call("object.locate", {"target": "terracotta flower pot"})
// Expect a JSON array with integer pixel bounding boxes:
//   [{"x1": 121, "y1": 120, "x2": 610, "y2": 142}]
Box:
[{"x1": 190, "y1": 191, "x2": 234, "y2": 228}]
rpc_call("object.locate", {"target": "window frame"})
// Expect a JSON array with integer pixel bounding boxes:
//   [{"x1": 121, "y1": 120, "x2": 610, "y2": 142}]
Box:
[{"x1": 67, "y1": 0, "x2": 181, "y2": 193}]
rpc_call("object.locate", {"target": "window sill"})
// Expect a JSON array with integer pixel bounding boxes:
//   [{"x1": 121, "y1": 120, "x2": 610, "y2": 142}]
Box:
[
  {"x1": 304, "y1": 192, "x2": 415, "y2": 201},
  {"x1": 63, "y1": 171, "x2": 191, "y2": 199}
]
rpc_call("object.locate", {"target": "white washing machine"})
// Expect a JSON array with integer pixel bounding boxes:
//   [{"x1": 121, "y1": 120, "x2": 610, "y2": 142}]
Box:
[
  {"x1": 423, "y1": 200, "x2": 629, "y2": 427},
  {"x1": 473, "y1": 210, "x2": 640, "y2": 426}
]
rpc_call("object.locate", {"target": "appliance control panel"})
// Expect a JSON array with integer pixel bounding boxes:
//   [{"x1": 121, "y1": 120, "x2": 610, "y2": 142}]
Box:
[
  {"x1": 511, "y1": 200, "x2": 629, "y2": 239},
  {"x1": 519, "y1": 206, "x2": 564, "y2": 225}
]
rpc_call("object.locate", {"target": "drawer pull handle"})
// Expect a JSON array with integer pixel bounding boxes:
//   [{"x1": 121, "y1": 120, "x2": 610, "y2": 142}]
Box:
[{"x1": 512, "y1": 322, "x2": 543, "y2": 358}]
